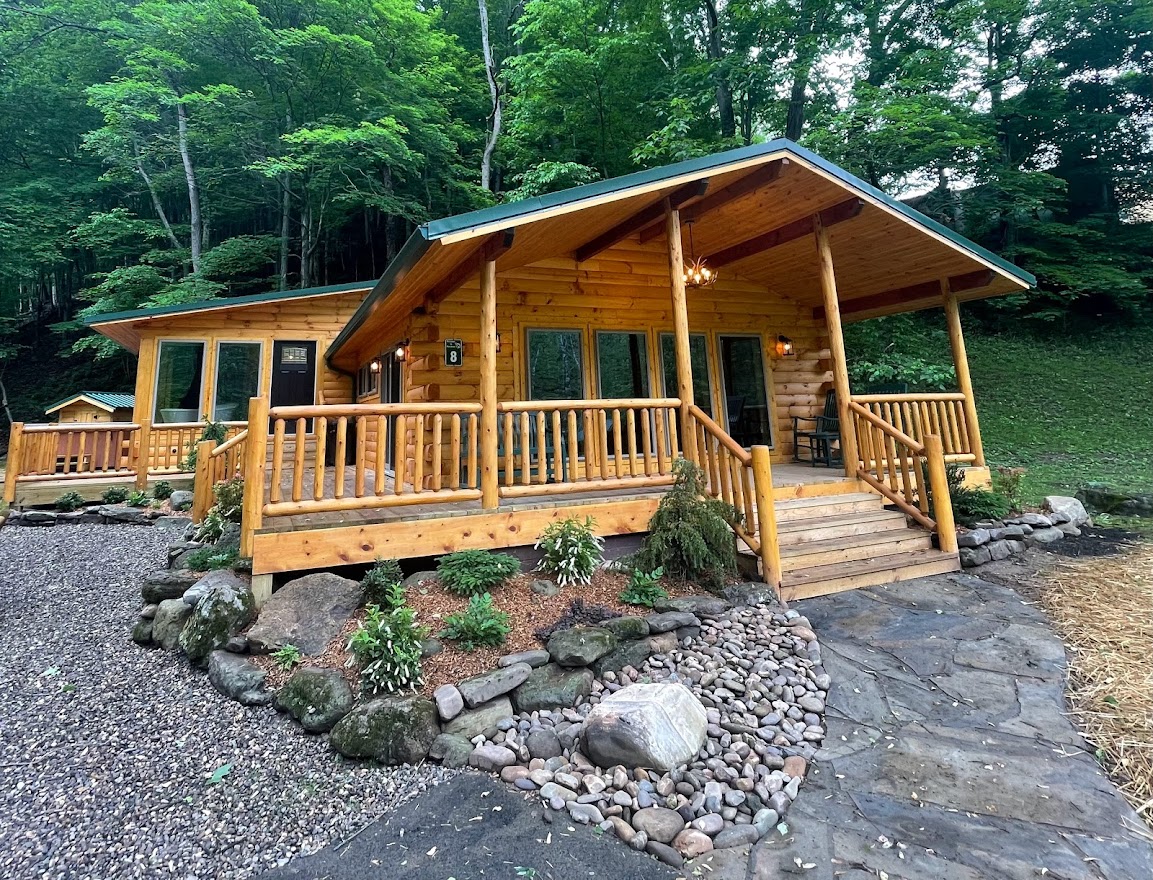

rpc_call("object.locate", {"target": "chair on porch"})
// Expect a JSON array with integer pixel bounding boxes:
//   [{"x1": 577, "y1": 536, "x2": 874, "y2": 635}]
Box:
[{"x1": 793, "y1": 390, "x2": 842, "y2": 468}]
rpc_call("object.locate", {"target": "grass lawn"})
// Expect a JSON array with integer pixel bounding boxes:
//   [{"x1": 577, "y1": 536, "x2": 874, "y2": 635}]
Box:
[{"x1": 967, "y1": 329, "x2": 1153, "y2": 503}]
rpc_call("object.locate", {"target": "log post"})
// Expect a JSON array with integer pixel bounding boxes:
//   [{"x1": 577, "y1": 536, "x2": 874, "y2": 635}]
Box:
[
  {"x1": 941, "y1": 283, "x2": 986, "y2": 467},
  {"x1": 813, "y1": 214, "x2": 859, "y2": 477},
  {"x1": 134, "y1": 418, "x2": 152, "y2": 490},
  {"x1": 665, "y1": 203, "x2": 697, "y2": 463},
  {"x1": 239, "y1": 396, "x2": 269, "y2": 558},
  {"x1": 479, "y1": 258, "x2": 500, "y2": 509},
  {"x1": 750, "y1": 445, "x2": 782, "y2": 592},
  {"x1": 924, "y1": 433, "x2": 958, "y2": 553},
  {"x1": 3, "y1": 422, "x2": 24, "y2": 504},
  {"x1": 191, "y1": 439, "x2": 216, "y2": 522}
]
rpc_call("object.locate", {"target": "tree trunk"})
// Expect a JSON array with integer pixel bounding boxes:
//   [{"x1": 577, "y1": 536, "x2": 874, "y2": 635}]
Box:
[
  {"x1": 134, "y1": 140, "x2": 182, "y2": 253},
  {"x1": 703, "y1": 0, "x2": 735, "y2": 140},
  {"x1": 299, "y1": 200, "x2": 312, "y2": 289},
  {"x1": 478, "y1": 0, "x2": 502, "y2": 192},
  {"x1": 175, "y1": 101, "x2": 203, "y2": 274},
  {"x1": 278, "y1": 173, "x2": 291, "y2": 290},
  {"x1": 785, "y1": 62, "x2": 810, "y2": 141}
]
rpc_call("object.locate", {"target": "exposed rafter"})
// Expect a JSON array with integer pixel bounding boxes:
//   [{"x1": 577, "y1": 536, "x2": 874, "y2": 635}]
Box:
[
  {"x1": 814, "y1": 269, "x2": 996, "y2": 321},
  {"x1": 703, "y1": 197, "x2": 864, "y2": 269},
  {"x1": 573, "y1": 180, "x2": 708, "y2": 263},
  {"x1": 423, "y1": 229, "x2": 515, "y2": 306}
]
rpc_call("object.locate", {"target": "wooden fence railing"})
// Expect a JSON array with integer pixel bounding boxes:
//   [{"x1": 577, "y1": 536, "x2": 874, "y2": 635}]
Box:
[
  {"x1": 849, "y1": 400, "x2": 957, "y2": 553},
  {"x1": 3, "y1": 422, "x2": 141, "y2": 502},
  {"x1": 850, "y1": 393, "x2": 976, "y2": 463},
  {"x1": 495, "y1": 398, "x2": 682, "y2": 498},
  {"x1": 191, "y1": 428, "x2": 249, "y2": 521}
]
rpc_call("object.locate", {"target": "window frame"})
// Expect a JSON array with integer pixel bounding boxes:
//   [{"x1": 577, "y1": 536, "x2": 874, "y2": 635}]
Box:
[
  {"x1": 211, "y1": 340, "x2": 264, "y2": 423},
  {"x1": 357, "y1": 359, "x2": 380, "y2": 399},
  {"x1": 594, "y1": 329, "x2": 654, "y2": 400},
  {"x1": 524, "y1": 327, "x2": 590, "y2": 401},
  {"x1": 657, "y1": 331, "x2": 715, "y2": 415},
  {"x1": 152, "y1": 338, "x2": 207, "y2": 425},
  {"x1": 715, "y1": 331, "x2": 776, "y2": 450}
]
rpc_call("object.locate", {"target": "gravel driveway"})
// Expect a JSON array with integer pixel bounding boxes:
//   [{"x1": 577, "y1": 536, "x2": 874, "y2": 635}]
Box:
[{"x1": 0, "y1": 524, "x2": 451, "y2": 880}]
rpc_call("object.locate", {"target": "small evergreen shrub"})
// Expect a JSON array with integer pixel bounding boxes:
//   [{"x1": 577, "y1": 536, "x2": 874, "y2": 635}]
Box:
[
  {"x1": 127, "y1": 489, "x2": 150, "y2": 507},
  {"x1": 55, "y1": 491, "x2": 86, "y2": 512},
  {"x1": 347, "y1": 604, "x2": 428, "y2": 694},
  {"x1": 944, "y1": 464, "x2": 1012, "y2": 524},
  {"x1": 635, "y1": 459, "x2": 739, "y2": 589},
  {"x1": 437, "y1": 550, "x2": 520, "y2": 596},
  {"x1": 101, "y1": 486, "x2": 130, "y2": 504},
  {"x1": 439, "y1": 592, "x2": 511, "y2": 650},
  {"x1": 535, "y1": 517, "x2": 604, "y2": 587},
  {"x1": 619, "y1": 566, "x2": 668, "y2": 608},
  {"x1": 991, "y1": 466, "x2": 1026, "y2": 512},
  {"x1": 151, "y1": 480, "x2": 174, "y2": 500},
  {"x1": 361, "y1": 558, "x2": 404, "y2": 608},
  {"x1": 184, "y1": 546, "x2": 240, "y2": 572},
  {"x1": 272, "y1": 644, "x2": 303, "y2": 671},
  {"x1": 194, "y1": 477, "x2": 245, "y2": 543},
  {"x1": 182, "y1": 417, "x2": 228, "y2": 471}
]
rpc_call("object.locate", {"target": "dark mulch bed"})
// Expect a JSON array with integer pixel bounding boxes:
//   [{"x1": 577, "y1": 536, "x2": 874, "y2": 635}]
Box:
[{"x1": 1041, "y1": 524, "x2": 1142, "y2": 558}]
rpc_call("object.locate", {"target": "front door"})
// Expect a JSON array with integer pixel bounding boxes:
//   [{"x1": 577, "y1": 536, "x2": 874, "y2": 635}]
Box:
[
  {"x1": 380, "y1": 352, "x2": 402, "y2": 469},
  {"x1": 270, "y1": 341, "x2": 316, "y2": 431}
]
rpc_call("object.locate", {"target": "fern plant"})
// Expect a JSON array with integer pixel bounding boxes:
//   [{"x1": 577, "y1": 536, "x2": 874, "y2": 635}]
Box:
[
  {"x1": 182, "y1": 417, "x2": 229, "y2": 470},
  {"x1": 944, "y1": 463, "x2": 1012, "y2": 524},
  {"x1": 535, "y1": 517, "x2": 603, "y2": 587},
  {"x1": 635, "y1": 459, "x2": 739, "y2": 590},
  {"x1": 436, "y1": 550, "x2": 520, "y2": 596},
  {"x1": 619, "y1": 566, "x2": 668, "y2": 608},
  {"x1": 346, "y1": 604, "x2": 428, "y2": 695},
  {"x1": 439, "y1": 592, "x2": 512, "y2": 651}
]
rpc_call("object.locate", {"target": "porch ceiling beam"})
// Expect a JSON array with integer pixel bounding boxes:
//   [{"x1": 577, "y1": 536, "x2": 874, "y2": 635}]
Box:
[
  {"x1": 703, "y1": 197, "x2": 864, "y2": 269},
  {"x1": 638, "y1": 159, "x2": 788, "y2": 244},
  {"x1": 573, "y1": 180, "x2": 708, "y2": 263},
  {"x1": 422, "y1": 229, "x2": 515, "y2": 306},
  {"x1": 814, "y1": 269, "x2": 995, "y2": 321}
]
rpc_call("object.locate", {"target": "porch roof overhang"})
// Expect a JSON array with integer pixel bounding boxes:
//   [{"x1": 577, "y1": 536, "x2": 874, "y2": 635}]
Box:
[
  {"x1": 84, "y1": 281, "x2": 375, "y2": 353},
  {"x1": 326, "y1": 139, "x2": 1034, "y2": 372}
]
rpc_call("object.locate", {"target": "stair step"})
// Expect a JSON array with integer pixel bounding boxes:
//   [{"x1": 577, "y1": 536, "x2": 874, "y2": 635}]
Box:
[
  {"x1": 776, "y1": 509, "x2": 908, "y2": 544},
  {"x1": 780, "y1": 549, "x2": 960, "y2": 601},
  {"x1": 779, "y1": 530, "x2": 932, "y2": 567},
  {"x1": 774, "y1": 492, "x2": 882, "y2": 523}
]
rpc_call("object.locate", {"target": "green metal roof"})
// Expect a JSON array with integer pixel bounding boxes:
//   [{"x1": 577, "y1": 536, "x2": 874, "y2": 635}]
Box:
[
  {"x1": 326, "y1": 139, "x2": 1035, "y2": 363},
  {"x1": 84, "y1": 280, "x2": 374, "y2": 326},
  {"x1": 46, "y1": 391, "x2": 135, "y2": 414}
]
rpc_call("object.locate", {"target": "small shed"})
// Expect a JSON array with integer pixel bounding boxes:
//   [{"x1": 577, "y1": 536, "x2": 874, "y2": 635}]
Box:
[{"x1": 45, "y1": 391, "x2": 135, "y2": 424}]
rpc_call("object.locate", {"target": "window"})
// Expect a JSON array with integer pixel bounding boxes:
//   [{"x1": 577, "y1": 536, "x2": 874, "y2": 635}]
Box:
[
  {"x1": 154, "y1": 341, "x2": 205, "y2": 424},
  {"x1": 357, "y1": 361, "x2": 380, "y2": 399},
  {"x1": 280, "y1": 345, "x2": 309, "y2": 368},
  {"x1": 595, "y1": 331, "x2": 651, "y2": 398},
  {"x1": 212, "y1": 342, "x2": 262, "y2": 422},
  {"x1": 718, "y1": 335, "x2": 773, "y2": 448},
  {"x1": 659, "y1": 333, "x2": 714, "y2": 416},
  {"x1": 526, "y1": 329, "x2": 586, "y2": 400}
]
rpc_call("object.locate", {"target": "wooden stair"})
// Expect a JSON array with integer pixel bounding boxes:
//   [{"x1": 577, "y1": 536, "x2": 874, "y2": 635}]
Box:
[{"x1": 765, "y1": 492, "x2": 960, "y2": 601}]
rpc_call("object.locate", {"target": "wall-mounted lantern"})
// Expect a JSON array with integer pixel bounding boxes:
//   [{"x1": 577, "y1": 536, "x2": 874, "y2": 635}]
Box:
[
  {"x1": 774, "y1": 335, "x2": 796, "y2": 358},
  {"x1": 393, "y1": 339, "x2": 410, "y2": 362},
  {"x1": 369, "y1": 357, "x2": 382, "y2": 373}
]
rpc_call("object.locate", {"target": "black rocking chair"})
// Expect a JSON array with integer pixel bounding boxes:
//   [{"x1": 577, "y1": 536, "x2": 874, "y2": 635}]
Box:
[{"x1": 793, "y1": 390, "x2": 841, "y2": 468}]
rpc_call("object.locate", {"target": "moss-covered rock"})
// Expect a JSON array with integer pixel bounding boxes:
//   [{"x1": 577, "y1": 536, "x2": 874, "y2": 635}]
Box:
[
  {"x1": 601, "y1": 615, "x2": 651, "y2": 641},
  {"x1": 591, "y1": 638, "x2": 653, "y2": 676},
  {"x1": 546, "y1": 626, "x2": 616, "y2": 667},
  {"x1": 274, "y1": 667, "x2": 354, "y2": 732},
  {"x1": 512, "y1": 664, "x2": 594, "y2": 713},
  {"x1": 178, "y1": 570, "x2": 255, "y2": 667},
  {"x1": 329, "y1": 695, "x2": 440, "y2": 765}
]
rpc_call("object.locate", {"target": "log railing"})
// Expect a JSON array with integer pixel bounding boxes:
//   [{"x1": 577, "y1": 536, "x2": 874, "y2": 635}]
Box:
[
  {"x1": 495, "y1": 398, "x2": 682, "y2": 499},
  {"x1": 849, "y1": 400, "x2": 957, "y2": 553},
  {"x1": 850, "y1": 393, "x2": 976, "y2": 463},
  {"x1": 3, "y1": 422, "x2": 141, "y2": 502},
  {"x1": 147, "y1": 421, "x2": 246, "y2": 474},
  {"x1": 191, "y1": 429, "x2": 249, "y2": 521},
  {"x1": 687, "y1": 405, "x2": 781, "y2": 588}
]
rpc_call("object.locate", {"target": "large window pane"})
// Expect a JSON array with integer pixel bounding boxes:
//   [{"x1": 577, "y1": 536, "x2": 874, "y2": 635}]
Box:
[
  {"x1": 154, "y1": 341, "x2": 205, "y2": 423},
  {"x1": 214, "y1": 342, "x2": 262, "y2": 421},
  {"x1": 659, "y1": 333, "x2": 713, "y2": 416},
  {"x1": 719, "y1": 335, "x2": 773, "y2": 447},
  {"x1": 527, "y1": 329, "x2": 585, "y2": 400},
  {"x1": 596, "y1": 331, "x2": 650, "y2": 398}
]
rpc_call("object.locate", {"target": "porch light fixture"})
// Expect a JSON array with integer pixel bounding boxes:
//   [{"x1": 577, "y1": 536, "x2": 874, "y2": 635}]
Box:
[
  {"x1": 682, "y1": 220, "x2": 717, "y2": 289},
  {"x1": 369, "y1": 358, "x2": 381, "y2": 373},
  {"x1": 393, "y1": 339, "x2": 410, "y2": 362},
  {"x1": 496, "y1": 332, "x2": 502, "y2": 353},
  {"x1": 775, "y1": 335, "x2": 796, "y2": 358}
]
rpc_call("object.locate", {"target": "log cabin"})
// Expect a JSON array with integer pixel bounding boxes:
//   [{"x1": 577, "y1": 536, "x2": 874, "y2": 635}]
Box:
[
  {"x1": 5, "y1": 141, "x2": 1034, "y2": 604},
  {"x1": 46, "y1": 392, "x2": 135, "y2": 424}
]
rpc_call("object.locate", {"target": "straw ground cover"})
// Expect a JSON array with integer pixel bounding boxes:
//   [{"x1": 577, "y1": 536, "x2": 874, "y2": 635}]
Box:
[{"x1": 1034, "y1": 541, "x2": 1153, "y2": 829}]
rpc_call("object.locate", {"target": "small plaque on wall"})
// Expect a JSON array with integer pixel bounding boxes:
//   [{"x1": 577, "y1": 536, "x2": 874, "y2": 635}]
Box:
[{"x1": 444, "y1": 338, "x2": 464, "y2": 367}]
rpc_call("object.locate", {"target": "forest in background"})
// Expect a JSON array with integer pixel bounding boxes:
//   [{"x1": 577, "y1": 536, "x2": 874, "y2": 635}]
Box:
[{"x1": 0, "y1": 0, "x2": 1150, "y2": 434}]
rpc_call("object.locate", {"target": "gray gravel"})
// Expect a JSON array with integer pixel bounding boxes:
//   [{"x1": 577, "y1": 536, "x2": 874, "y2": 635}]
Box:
[{"x1": 0, "y1": 523, "x2": 452, "y2": 880}]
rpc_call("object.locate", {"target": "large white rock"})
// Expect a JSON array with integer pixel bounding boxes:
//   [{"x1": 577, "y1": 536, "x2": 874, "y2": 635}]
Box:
[
  {"x1": 582, "y1": 682, "x2": 707, "y2": 772},
  {"x1": 1044, "y1": 495, "x2": 1090, "y2": 527}
]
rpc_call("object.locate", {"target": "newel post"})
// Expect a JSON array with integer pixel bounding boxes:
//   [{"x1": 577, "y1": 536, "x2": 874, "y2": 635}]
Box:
[
  {"x1": 813, "y1": 214, "x2": 859, "y2": 477},
  {"x1": 3, "y1": 422, "x2": 24, "y2": 504},
  {"x1": 665, "y1": 203, "x2": 697, "y2": 463},
  {"x1": 134, "y1": 418, "x2": 152, "y2": 490},
  {"x1": 191, "y1": 438, "x2": 216, "y2": 523},
  {"x1": 924, "y1": 433, "x2": 958, "y2": 554},
  {"x1": 239, "y1": 396, "x2": 269, "y2": 559},
  {"x1": 750, "y1": 445, "x2": 782, "y2": 592},
  {"x1": 941, "y1": 283, "x2": 986, "y2": 467},
  {"x1": 479, "y1": 258, "x2": 500, "y2": 509}
]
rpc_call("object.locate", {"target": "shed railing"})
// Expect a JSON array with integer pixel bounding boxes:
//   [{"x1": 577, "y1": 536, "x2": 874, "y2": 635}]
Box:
[{"x1": 3, "y1": 422, "x2": 142, "y2": 502}]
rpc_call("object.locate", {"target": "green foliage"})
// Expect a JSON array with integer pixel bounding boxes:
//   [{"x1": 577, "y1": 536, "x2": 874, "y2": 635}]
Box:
[
  {"x1": 618, "y1": 567, "x2": 667, "y2": 608},
  {"x1": 361, "y1": 558, "x2": 405, "y2": 609},
  {"x1": 127, "y1": 489, "x2": 149, "y2": 507},
  {"x1": 271, "y1": 644, "x2": 303, "y2": 671},
  {"x1": 101, "y1": 486, "x2": 130, "y2": 505},
  {"x1": 151, "y1": 480, "x2": 174, "y2": 500},
  {"x1": 534, "y1": 517, "x2": 604, "y2": 587},
  {"x1": 991, "y1": 467, "x2": 1026, "y2": 513},
  {"x1": 183, "y1": 418, "x2": 229, "y2": 471},
  {"x1": 945, "y1": 464, "x2": 1012, "y2": 524},
  {"x1": 193, "y1": 477, "x2": 244, "y2": 543},
  {"x1": 183, "y1": 546, "x2": 240, "y2": 572},
  {"x1": 54, "y1": 491, "x2": 86, "y2": 512},
  {"x1": 635, "y1": 460, "x2": 739, "y2": 590},
  {"x1": 437, "y1": 550, "x2": 520, "y2": 596},
  {"x1": 439, "y1": 593, "x2": 512, "y2": 651},
  {"x1": 347, "y1": 604, "x2": 428, "y2": 695},
  {"x1": 843, "y1": 315, "x2": 956, "y2": 391}
]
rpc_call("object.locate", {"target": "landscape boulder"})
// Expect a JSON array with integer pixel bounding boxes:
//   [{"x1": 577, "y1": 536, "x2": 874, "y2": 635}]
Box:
[
  {"x1": 168, "y1": 490, "x2": 194, "y2": 511},
  {"x1": 442, "y1": 696, "x2": 514, "y2": 739},
  {"x1": 1044, "y1": 495, "x2": 1090, "y2": 527},
  {"x1": 151, "y1": 598, "x2": 192, "y2": 650},
  {"x1": 100, "y1": 505, "x2": 151, "y2": 524},
  {"x1": 512, "y1": 664, "x2": 594, "y2": 713},
  {"x1": 131, "y1": 618, "x2": 154, "y2": 646},
  {"x1": 591, "y1": 639, "x2": 653, "y2": 676},
  {"x1": 274, "y1": 667, "x2": 354, "y2": 732},
  {"x1": 583, "y1": 682, "x2": 707, "y2": 772},
  {"x1": 457, "y1": 663, "x2": 532, "y2": 708},
  {"x1": 329, "y1": 695, "x2": 440, "y2": 765},
  {"x1": 429, "y1": 733, "x2": 473, "y2": 769},
  {"x1": 433, "y1": 684, "x2": 464, "y2": 721},
  {"x1": 178, "y1": 570, "x2": 256, "y2": 667},
  {"x1": 601, "y1": 616, "x2": 650, "y2": 641},
  {"x1": 546, "y1": 626, "x2": 616, "y2": 667},
  {"x1": 246, "y1": 572, "x2": 363, "y2": 654},
  {"x1": 207, "y1": 651, "x2": 271, "y2": 706},
  {"x1": 653, "y1": 596, "x2": 730, "y2": 616},
  {"x1": 141, "y1": 569, "x2": 199, "y2": 604}
]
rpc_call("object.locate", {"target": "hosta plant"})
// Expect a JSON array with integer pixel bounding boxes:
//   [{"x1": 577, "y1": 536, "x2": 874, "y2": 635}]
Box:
[{"x1": 535, "y1": 517, "x2": 604, "y2": 587}]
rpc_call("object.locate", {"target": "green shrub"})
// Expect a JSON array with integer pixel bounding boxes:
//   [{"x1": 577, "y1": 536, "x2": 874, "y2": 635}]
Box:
[
  {"x1": 535, "y1": 517, "x2": 604, "y2": 587},
  {"x1": 271, "y1": 644, "x2": 303, "y2": 671},
  {"x1": 194, "y1": 477, "x2": 244, "y2": 543},
  {"x1": 361, "y1": 558, "x2": 405, "y2": 608},
  {"x1": 127, "y1": 489, "x2": 149, "y2": 507},
  {"x1": 347, "y1": 604, "x2": 428, "y2": 695},
  {"x1": 101, "y1": 486, "x2": 130, "y2": 504},
  {"x1": 439, "y1": 592, "x2": 511, "y2": 651},
  {"x1": 945, "y1": 464, "x2": 1012, "y2": 524},
  {"x1": 991, "y1": 466, "x2": 1026, "y2": 512},
  {"x1": 635, "y1": 459, "x2": 739, "y2": 590},
  {"x1": 436, "y1": 550, "x2": 520, "y2": 596},
  {"x1": 619, "y1": 566, "x2": 668, "y2": 608},
  {"x1": 151, "y1": 480, "x2": 174, "y2": 500},
  {"x1": 184, "y1": 546, "x2": 240, "y2": 572},
  {"x1": 182, "y1": 417, "x2": 229, "y2": 471},
  {"x1": 55, "y1": 491, "x2": 86, "y2": 512}
]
